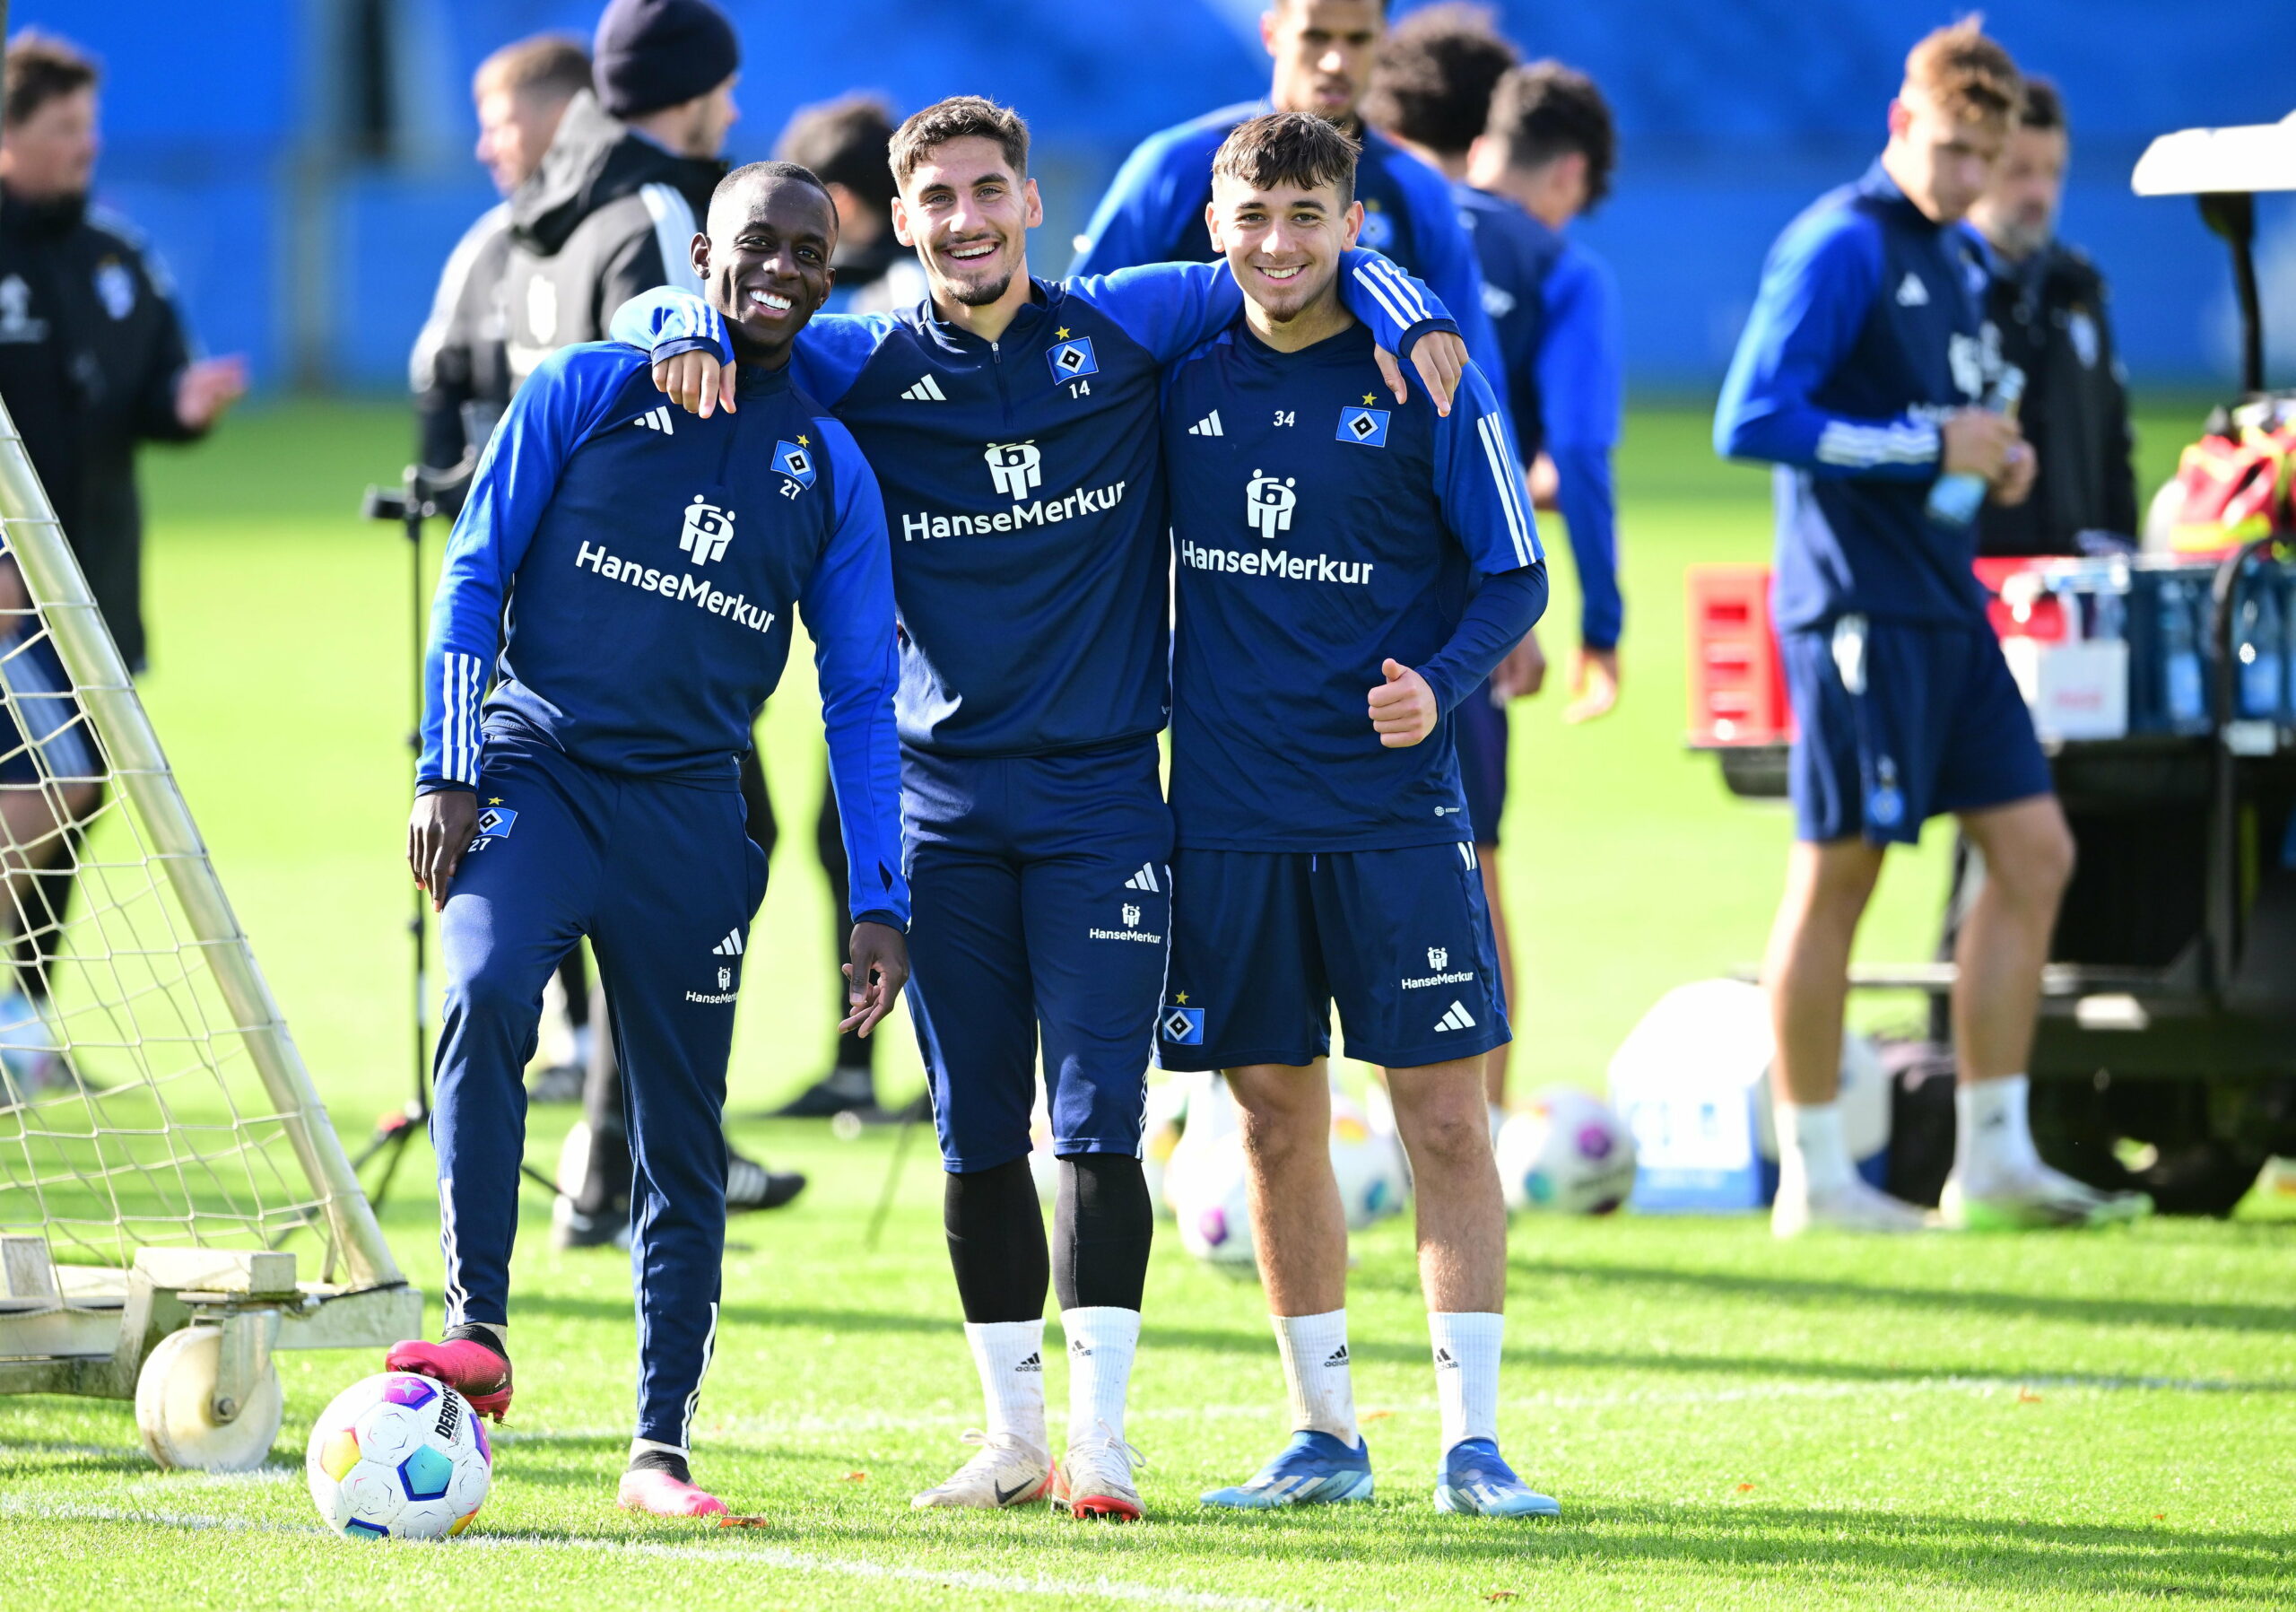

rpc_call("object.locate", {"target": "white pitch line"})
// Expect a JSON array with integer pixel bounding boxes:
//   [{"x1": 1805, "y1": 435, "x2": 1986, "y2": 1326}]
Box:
[{"x1": 0, "y1": 1499, "x2": 1307, "y2": 1612}]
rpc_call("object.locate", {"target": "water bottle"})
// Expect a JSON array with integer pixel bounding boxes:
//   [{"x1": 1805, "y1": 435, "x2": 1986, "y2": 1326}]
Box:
[
  {"x1": 2092, "y1": 567, "x2": 2127, "y2": 645},
  {"x1": 2161, "y1": 577, "x2": 2205, "y2": 728},
  {"x1": 2236, "y1": 564, "x2": 2285, "y2": 719},
  {"x1": 1926, "y1": 368, "x2": 2027, "y2": 529}
]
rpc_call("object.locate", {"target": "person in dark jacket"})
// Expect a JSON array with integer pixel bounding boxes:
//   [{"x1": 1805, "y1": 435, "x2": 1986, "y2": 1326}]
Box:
[
  {"x1": 1965, "y1": 77, "x2": 2137, "y2": 556},
  {"x1": 498, "y1": 0, "x2": 739, "y2": 388},
  {"x1": 0, "y1": 31, "x2": 243, "y2": 675},
  {"x1": 0, "y1": 31, "x2": 243, "y2": 1091},
  {"x1": 411, "y1": 33, "x2": 592, "y2": 489}
]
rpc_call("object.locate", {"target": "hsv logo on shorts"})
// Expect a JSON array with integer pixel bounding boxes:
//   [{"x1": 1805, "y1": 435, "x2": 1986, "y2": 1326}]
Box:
[
  {"x1": 475, "y1": 806, "x2": 517, "y2": 838},
  {"x1": 1161, "y1": 1001, "x2": 1205, "y2": 1044}
]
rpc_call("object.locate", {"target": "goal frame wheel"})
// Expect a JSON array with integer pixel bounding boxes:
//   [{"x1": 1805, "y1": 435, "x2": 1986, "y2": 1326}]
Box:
[{"x1": 134, "y1": 1320, "x2": 284, "y2": 1472}]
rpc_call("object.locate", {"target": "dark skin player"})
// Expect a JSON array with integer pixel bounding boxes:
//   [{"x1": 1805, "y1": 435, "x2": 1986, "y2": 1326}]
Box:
[{"x1": 407, "y1": 172, "x2": 909, "y2": 1036}]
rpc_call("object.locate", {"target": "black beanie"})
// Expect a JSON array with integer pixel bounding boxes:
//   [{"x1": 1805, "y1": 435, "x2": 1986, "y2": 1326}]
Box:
[{"x1": 592, "y1": 0, "x2": 740, "y2": 119}]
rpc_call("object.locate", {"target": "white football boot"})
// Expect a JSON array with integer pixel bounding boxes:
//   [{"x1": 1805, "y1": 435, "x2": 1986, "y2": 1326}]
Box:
[
  {"x1": 1940, "y1": 1163, "x2": 2152, "y2": 1231},
  {"x1": 1771, "y1": 1173, "x2": 1933, "y2": 1237},
  {"x1": 911, "y1": 1429, "x2": 1053, "y2": 1510},
  {"x1": 1053, "y1": 1421, "x2": 1146, "y2": 1521}
]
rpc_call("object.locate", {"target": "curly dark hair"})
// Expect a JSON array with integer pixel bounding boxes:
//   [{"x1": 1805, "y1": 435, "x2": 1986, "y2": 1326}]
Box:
[
  {"x1": 1212, "y1": 111, "x2": 1361, "y2": 212},
  {"x1": 1483, "y1": 61, "x2": 1617, "y2": 213},
  {"x1": 1361, "y1": 4, "x2": 1517, "y2": 158}
]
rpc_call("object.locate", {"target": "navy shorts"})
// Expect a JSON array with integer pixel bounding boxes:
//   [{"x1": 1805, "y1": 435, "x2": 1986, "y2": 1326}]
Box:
[
  {"x1": 1781, "y1": 615, "x2": 2053, "y2": 846},
  {"x1": 1453, "y1": 677, "x2": 1509, "y2": 846},
  {"x1": 1158, "y1": 841, "x2": 1509, "y2": 1072},
  {"x1": 0, "y1": 632, "x2": 96, "y2": 787},
  {"x1": 901, "y1": 736, "x2": 1172, "y2": 1172}
]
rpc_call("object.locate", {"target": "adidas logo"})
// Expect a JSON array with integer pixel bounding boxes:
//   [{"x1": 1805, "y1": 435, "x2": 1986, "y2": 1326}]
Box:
[
  {"x1": 902, "y1": 374, "x2": 948, "y2": 401},
  {"x1": 1323, "y1": 1345, "x2": 1350, "y2": 1368},
  {"x1": 1070, "y1": 1338, "x2": 1093, "y2": 1356},
  {"x1": 632, "y1": 405, "x2": 675, "y2": 435},
  {"x1": 1434, "y1": 1346, "x2": 1457, "y2": 1368},
  {"x1": 710, "y1": 929, "x2": 744, "y2": 957},
  {"x1": 1123, "y1": 862, "x2": 1160, "y2": 893},
  {"x1": 1015, "y1": 1352, "x2": 1042, "y2": 1373},
  {"x1": 1895, "y1": 272, "x2": 1929, "y2": 307},
  {"x1": 1434, "y1": 1000, "x2": 1477, "y2": 1033},
  {"x1": 1187, "y1": 409, "x2": 1223, "y2": 438}
]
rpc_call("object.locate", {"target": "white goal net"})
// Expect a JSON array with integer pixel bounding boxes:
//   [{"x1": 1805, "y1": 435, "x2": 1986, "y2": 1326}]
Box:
[{"x1": 0, "y1": 401, "x2": 400, "y2": 1319}]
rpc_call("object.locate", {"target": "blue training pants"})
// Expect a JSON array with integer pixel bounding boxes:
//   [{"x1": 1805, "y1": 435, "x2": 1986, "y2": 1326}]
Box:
[{"x1": 430, "y1": 736, "x2": 765, "y2": 1451}]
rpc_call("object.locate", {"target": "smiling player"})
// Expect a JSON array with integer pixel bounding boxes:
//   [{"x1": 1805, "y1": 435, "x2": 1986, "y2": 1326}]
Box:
[
  {"x1": 387, "y1": 161, "x2": 910, "y2": 1519},
  {"x1": 613, "y1": 96, "x2": 1468, "y2": 1521},
  {"x1": 1155, "y1": 113, "x2": 1554, "y2": 1518}
]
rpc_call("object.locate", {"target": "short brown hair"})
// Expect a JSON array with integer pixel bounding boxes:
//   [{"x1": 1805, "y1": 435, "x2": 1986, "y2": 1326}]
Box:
[
  {"x1": 1212, "y1": 111, "x2": 1361, "y2": 213},
  {"x1": 1485, "y1": 62, "x2": 1616, "y2": 212},
  {"x1": 888, "y1": 96, "x2": 1029, "y2": 188},
  {"x1": 2018, "y1": 74, "x2": 2066, "y2": 134},
  {"x1": 776, "y1": 94, "x2": 900, "y2": 214},
  {"x1": 1903, "y1": 17, "x2": 2022, "y2": 128},
  {"x1": 474, "y1": 33, "x2": 591, "y2": 107},
  {"x1": 1362, "y1": 4, "x2": 1517, "y2": 158},
  {"x1": 4, "y1": 30, "x2": 98, "y2": 129}
]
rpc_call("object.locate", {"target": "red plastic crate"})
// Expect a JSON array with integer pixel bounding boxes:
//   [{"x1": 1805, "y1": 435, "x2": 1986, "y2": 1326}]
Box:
[{"x1": 1685, "y1": 564, "x2": 1788, "y2": 745}]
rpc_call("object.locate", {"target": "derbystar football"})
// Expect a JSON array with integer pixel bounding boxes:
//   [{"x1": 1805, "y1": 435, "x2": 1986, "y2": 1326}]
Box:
[
  {"x1": 1170, "y1": 1128, "x2": 1258, "y2": 1267},
  {"x1": 1329, "y1": 1093, "x2": 1409, "y2": 1230},
  {"x1": 1497, "y1": 1086, "x2": 1638, "y2": 1215},
  {"x1": 306, "y1": 1372, "x2": 491, "y2": 1540}
]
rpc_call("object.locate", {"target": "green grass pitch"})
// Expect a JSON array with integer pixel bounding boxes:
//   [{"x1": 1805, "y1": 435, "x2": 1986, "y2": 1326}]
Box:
[{"x1": 4, "y1": 401, "x2": 2292, "y2": 1609}]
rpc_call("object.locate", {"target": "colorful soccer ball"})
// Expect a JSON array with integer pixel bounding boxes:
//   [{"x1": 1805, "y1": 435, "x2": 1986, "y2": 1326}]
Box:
[
  {"x1": 1496, "y1": 1087, "x2": 1638, "y2": 1215},
  {"x1": 1170, "y1": 1129, "x2": 1258, "y2": 1267},
  {"x1": 1329, "y1": 1094, "x2": 1409, "y2": 1230},
  {"x1": 306, "y1": 1372, "x2": 491, "y2": 1540}
]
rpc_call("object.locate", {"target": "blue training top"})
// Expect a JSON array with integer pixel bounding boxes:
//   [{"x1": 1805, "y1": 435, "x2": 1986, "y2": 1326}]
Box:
[
  {"x1": 611, "y1": 253, "x2": 1457, "y2": 760},
  {"x1": 1068, "y1": 100, "x2": 1507, "y2": 416},
  {"x1": 1456, "y1": 183, "x2": 1623, "y2": 650},
  {"x1": 1714, "y1": 161, "x2": 2006, "y2": 632},
  {"x1": 416, "y1": 343, "x2": 908, "y2": 928},
  {"x1": 1163, "y1": 318, "x2": 1548, "y2": 852}
]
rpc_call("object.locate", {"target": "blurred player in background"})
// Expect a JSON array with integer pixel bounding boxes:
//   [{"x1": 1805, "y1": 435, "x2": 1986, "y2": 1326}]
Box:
[
  {"x1": 0, "y1": 30, "x2": 245, "y2": 1091},
  {"x1": 1714, "y1": 21, "x2": 2149, "y2": 1235},
  {"x1": 614, "y1": 94, "x2": 1469, "y2": 1521},
  {"x1": 393, "y1": 161, "x2": 909, "y2": 1518},
  {"x1": 1070, "y1": 0, "x2": 1506, "y2": 392},
  {"x1": 764, "y1": 92, "x2": 920, "y2": 1120},
  {"x1": 411, "y1": 32, "x2": 596, "y2": 1106},
  {"x1": 1369, "y1": 11, "x2": 1624, "y2": 1123},
  {"x1": 1156, "y1": 113, "x2": 1554, "y2": 1518},
  {"x1": 1963, "y1": 77, "x2": 2137, "y2": 557}
]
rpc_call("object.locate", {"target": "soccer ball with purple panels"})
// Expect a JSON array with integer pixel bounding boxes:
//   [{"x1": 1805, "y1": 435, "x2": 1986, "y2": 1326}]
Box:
[{"x1": 305, "y1": 1372, "x2": 491, "y2": 1540}]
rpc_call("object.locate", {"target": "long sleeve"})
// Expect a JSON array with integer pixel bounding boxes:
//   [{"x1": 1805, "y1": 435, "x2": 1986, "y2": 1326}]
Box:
[
  {"x1": 1386, "y1": 150, "x2": 1509, "y2": 416},
  {"x1": 411, "y1": 206, "x2": 505, "y2": 474},
  {"x1": 800, "y1": 419, "x2": 909, "y2": 929},
  {"x1": 1420, "y1": 362, "x2": 1550, "y2": 715},
  {"x1": 1537, "y1": 247, "x2": 1624, "y2": 649},
  {"x1": 1066, "y1": 123, "x2": 1206, "y2": 279},
  {"x1": 1714, "y1": 212, "x2": 1940, "y2": 480},
  {"x1": 1069, "y1": 249, "x2": 1457, "y2": 368},
  {"x1": 606, "y1": 287, "x2": 895, "y2": 410},
  {"x1": 417, "y1": 345, "x2": 635, "y2": 791},
  {"x1": 128, "y1": 249, "x2": 200, "y2": 446}
]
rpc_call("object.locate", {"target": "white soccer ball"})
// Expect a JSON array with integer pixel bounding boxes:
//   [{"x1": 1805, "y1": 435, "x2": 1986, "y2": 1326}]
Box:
[
  {"x1": 1329, "y1": 1093, "x2": 1409, "y2": 1229},
  {"x1": 1496, "y1": 1086, "x2": 1638, "y2": 1215},
  {"x1": 1170, "y1": 1128, "x2": 1257, "y2": 1267},
  {"x1": 1141, "y1": 1074, "x2": 1191, "y2": 1218},
  {"x1": 307, "y1": 1372, "x2": 491, "y2": 1540}
]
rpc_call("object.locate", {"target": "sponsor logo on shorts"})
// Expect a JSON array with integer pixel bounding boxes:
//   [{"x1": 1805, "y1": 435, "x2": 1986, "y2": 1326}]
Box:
[
  {"x1": 1427, "y1": 947, "x2": 1448, "y2": 970},
  {"x1": 1402, "y1": 968, "x2": 1477, "y2": 990},
  {"x1": 1161, "y1": 1004, "x2": 1205, "y2": 1044},
  {"x1": 475, "y1": 806, "x2": 517, "y2": 838},
  {"x1": 1434, "y1": 1000, "x2": 1477, "y2": 1033},
  {"x1": 1091, "y1": 907, "x2": 1164, "y2": 945}
]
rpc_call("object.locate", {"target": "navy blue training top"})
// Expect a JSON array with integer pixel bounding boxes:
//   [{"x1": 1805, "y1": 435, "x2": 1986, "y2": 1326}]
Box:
[
  {"x1": 1068, "y1": 100, "x2": 1507, "y2": 415},
  {"x1": 1164, "y1": 318, "x2": 1546, "y2": 852},
  {"x1": 416, "y1": 343, "x2": 907, "y2": 927},
  {"x1": 1456, "y1": 183, "x2": 1624, "y2": 650},
  {"x1": 1714, "y1": 161, "x2": 2009, "y2": 632},
  {"x1": 613, "y1": 255, "x2": 1457, "y2": 759}
]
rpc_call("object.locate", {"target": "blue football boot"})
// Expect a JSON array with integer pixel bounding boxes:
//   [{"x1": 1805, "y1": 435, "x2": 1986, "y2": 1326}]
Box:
[
  {"x1": 1200, "y1": 1429, "x2": 1374, "y2": 1509},
  {"x1": 1432, "y1": 1438, "x2": 1560, "y2": 1518}
]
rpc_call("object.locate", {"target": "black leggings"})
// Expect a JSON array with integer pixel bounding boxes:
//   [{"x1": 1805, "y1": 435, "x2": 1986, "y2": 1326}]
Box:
[{"x1": 944, "y1": 1153, "x2": 1152, "y2": 1322}]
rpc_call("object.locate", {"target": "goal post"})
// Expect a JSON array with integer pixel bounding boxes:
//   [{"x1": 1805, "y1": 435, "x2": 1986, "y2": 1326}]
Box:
[{"x1": 0, "y1": 394, "x2": 417, "y2": 1464}]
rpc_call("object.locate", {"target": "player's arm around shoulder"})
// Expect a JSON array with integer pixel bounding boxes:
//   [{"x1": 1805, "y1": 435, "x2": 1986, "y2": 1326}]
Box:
[{"x1": 797, "y1": 417, "x2": 910, "y2": 1037}]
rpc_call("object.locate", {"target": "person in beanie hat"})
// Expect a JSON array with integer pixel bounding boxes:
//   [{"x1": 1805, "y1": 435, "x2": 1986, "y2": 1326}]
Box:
[{"x1": 594, "y1": 0, "x2": 740, "y2": 124}]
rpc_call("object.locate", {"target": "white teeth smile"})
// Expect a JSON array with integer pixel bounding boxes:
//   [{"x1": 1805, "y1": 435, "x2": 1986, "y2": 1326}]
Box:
[
  {"x1": 948, "y1": 243, "x2": 996, "y2": 261},
  {"x1": 1260, "y1": 266, "x2": 1304, "y2": 280},
  {"x1": 749, "y1": 289, "x2": 792, "y2": 310}
]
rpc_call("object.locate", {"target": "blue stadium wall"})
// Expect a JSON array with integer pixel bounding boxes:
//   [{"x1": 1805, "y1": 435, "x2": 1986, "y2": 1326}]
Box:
[{"x1": 24, "y1": 0, "x2": 2296, "y2": 396}]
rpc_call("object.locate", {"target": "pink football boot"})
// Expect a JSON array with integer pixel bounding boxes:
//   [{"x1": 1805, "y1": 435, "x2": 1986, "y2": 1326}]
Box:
[
  {"x1": 384, "y1": 1336, "x2": 514, "y2": 1422},
  {"x1": 618, "y1": 1467, "x2": 729, "y2": 1518}
]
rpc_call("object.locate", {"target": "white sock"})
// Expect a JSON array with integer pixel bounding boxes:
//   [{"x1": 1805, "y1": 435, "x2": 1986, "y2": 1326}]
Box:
[
  {"x1": 1430, "y1": 1311, "x2": 1503, "y2": 1451},
  {"x1": 1272, "y1": 1310, "x2": 1359, "y2": 1444},
  {"x1": 1060, "y1": 1306, "x2": 1140, "y2": 1449},
  {"x1": 963, "y1": 1320, "x2": 1048, "y2": 1455},
  {"x1": 1776, "y1": 1100, "x2": 1855, "y2": 1196},
  {"x1": 448, "y1": 1319, "x2": 506, "y2": 1353},
  {"x1": 628, "y1": 1435, "x2": 686, "y2": 1462},
  {"x1": 1956, "y1": 1075, "x2": 2041, "y2": 1189}
]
